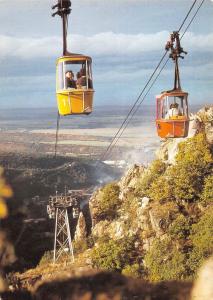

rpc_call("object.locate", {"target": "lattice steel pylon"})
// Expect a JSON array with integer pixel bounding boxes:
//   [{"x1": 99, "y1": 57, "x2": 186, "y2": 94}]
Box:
[
  {"x1": 47, "y1": 191, "x2": 79, "y2": 263},
  {"x1": 53, "y1": 206, "x2": 74, "y2": 263},
  {"x1": 47, "y1": 188, "x2": 93, "y2": 264}
]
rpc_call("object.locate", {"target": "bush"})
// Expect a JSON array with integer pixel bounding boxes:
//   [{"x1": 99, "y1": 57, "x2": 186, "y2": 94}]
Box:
[
  {"x1": 175, "y1": 134, "x2": 212, "y2": 168},
  {"x1": 170, "y1": 134, "x2": 212, "y2": 202},
  {"x1": 188, "y1": 207, "x2": 213, "y2": 273},
  {"x1": 169, "y1": 214, "x2": 191, "y2": 240},
  {"x1": 135, "y1": 160, "x2": 167, "y2": 197},
  {"x1": 147, "y1": 134, "x2": 212, "y2": 204},
  {"x1": 97, "y1": 182, "x2": 121, "y2": 220},
  {"x1": 144, "y1": 237, "x2": 187, "y2": 281},
  {"x1": 122, "y1": 263, "x2": 141, "y2": 278},
  {"x1": 147, "y1": 175, "x2": 173, "y2": 203},
  {"x1": 91, "y1": 237, "x2": 137, "y2": 272},
  {"x1": 200, "y1": 175, "x2": 213, "y2": 206}
]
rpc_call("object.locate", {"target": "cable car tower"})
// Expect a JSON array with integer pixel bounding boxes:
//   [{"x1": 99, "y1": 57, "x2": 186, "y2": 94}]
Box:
[
  {"x1": 156, "y1": 32, "x2": 189, "y2": 138},
  {"x1": 47, "y1": 190, "x2": 79, "y2": 263},
  {"x1": 47, "y1": 188, "x2": 93, "y2": 263}
]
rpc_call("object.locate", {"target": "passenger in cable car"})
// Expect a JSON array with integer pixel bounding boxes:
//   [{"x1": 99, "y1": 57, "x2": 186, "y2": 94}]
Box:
[
  {"x1": 76, "y1": 68, "x2": 93, "y2": 89},
  {"x1": 65, "y1": 70, "x2": 76, "y2": 89},
  {"x1": 165, "y1": 103, "x2": 181, "y2": 119},
  {"x1": 76, "y1": 71, "x2": 82, "y2": 89}
]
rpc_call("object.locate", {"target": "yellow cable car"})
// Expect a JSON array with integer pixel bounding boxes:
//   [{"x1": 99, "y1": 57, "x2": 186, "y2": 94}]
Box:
[
  {"x1": 56, "y1": 54, "x2": 94, "y2": 115},
  {"x1": 52, "y1": 1, "x2": 94, "y2": 116}
]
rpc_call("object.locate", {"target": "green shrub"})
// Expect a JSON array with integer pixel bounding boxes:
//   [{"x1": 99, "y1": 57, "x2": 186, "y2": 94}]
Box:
[
  {"x1": 188, "y1": 207, "x2": 213, "y2": 273},
  {"x1": 97, "y1": 182, "x2": 121, "y2": 220},
  {"x1": 147, "y1": 175, "x2": 173, "y2": 203},
  {"x1": 91, "y1": 237, "x2": 136, "y2": 272},
  {"x1": 169, "y1": 214, "x2": 191, "y2": 240},
  {"x1": 175, "y1": 134, "x2": 212, "y2": 168},
  {"x1": 147, "y1": 134, "x2": 212, "y2": 204},
  {"x1": 135, "y1": 160, "x2": 167, "y2": 197},
  {"x1": 122, "y1": 263, "x2": 141, "y2": 278},
  {"x1": 144, "y1": 237, "x2": 187, "y2": 281},
  {"x1": 170, "y1": 134, "x2": 212, "y2": 202},
  {"x1": 200, "y1": 175, "x2": 213, "y2": 206}
]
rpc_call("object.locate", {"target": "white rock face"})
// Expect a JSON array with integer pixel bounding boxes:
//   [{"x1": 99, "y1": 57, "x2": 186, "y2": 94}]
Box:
[
  {"x1": 140, "y1": 197, "x2": 150, "y2": 209},
  {"x1": 118, "y1": 164, "x2": 146, "y2": 201}
]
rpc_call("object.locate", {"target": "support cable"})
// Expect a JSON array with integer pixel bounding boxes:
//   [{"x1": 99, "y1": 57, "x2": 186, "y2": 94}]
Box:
[
  {"x1": 110, "y1": 58, "x2": 170, "y2": 151},
  {"x1": 178, "y1": 0, "x2": 197, "y2": 32},
  {"x1": 55, "y1": 111, "x2": 60, "y2": 157},
  {"x1": 100, "y1": 50, "x2": 168, "y2": 161},
  {"x1": 180, "y1": 0, "x2": 205, "y2": 40}
]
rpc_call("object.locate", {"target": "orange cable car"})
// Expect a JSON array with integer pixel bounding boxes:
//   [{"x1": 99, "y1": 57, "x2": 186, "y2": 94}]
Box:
[
  {"x1": 156, "y1": 90, "x2": 189, "y2": 138},
  {"x1": 52, "y1": 1, "x2": 94, "y2": 116},
  {"x1": 156, "y1": 31, "x2": 189, "y2": 138}
]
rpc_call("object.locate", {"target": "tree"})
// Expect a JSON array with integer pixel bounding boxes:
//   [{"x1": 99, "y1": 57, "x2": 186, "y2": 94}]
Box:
[{"x1": 97, "y1": 183, "x2": 121, "y2": 220}]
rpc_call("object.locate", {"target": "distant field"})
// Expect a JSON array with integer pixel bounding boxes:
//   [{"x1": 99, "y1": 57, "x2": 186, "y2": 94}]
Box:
[{"x1": 0, "y1": 104, "x2": 202, "y2": 163}]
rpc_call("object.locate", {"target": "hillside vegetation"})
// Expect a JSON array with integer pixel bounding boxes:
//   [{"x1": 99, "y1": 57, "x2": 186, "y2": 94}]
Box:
[{"x1": 90, "y1": 133, "x2": 213, "y2": 281}]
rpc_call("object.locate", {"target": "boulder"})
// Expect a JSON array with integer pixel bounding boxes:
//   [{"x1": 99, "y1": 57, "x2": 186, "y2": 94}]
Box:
[{"x1": 119, "y1": 164, "x2": 146, "y2": 195}]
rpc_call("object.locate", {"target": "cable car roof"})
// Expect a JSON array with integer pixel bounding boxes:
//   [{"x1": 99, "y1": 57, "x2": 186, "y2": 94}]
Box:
[
  {"x1": 57, "y1": 53, "x2": 92, "y2": 63},
  {"x1": 156, "y1": 89, "x2": 188, "y2": 99}
]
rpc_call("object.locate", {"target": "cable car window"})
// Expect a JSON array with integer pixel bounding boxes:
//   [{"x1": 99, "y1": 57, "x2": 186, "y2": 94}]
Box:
[
  {"x1": 57, "y1": 60, "x2": 93, "y2": 91},
  {"x1": 162, "y1": 95, "x2": 188, "y2": 119},
  {"x1": 57, "y1": 62, "x2": 64, "y2": 90}
]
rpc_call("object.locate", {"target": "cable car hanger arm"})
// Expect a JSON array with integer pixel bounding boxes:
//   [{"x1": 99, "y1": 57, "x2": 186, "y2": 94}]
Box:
[
  {"x1": 165, "y1": 31, "x2": 187, "y2": 91},
  {"x1": 52, "y1": 0, "x2": 72, "y2": 56}
]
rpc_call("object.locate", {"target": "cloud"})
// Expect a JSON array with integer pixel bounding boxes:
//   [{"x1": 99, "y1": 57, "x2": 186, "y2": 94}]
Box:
[{"x1": 0, "y1": 31, "x2": 213, "y2": 60}]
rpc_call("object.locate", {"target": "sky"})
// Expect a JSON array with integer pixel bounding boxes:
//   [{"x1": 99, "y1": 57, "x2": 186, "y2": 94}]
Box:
[{"x1": 0, "y1": 0, "x2": 213, "y2": 108}]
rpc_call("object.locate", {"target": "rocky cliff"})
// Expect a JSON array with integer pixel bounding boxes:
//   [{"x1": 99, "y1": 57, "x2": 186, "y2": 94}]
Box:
[{"x1": 87, "y1": 106, "x2": 213, "y2": 282}]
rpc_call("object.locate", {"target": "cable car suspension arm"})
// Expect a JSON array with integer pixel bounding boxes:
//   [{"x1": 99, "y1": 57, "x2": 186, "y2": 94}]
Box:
[
  {"x1": 165, "y1": 31, "x2": 187, "y2": 91},
  {"x1": 52, "y1": 0, "x2": 72, "y2": 55}
]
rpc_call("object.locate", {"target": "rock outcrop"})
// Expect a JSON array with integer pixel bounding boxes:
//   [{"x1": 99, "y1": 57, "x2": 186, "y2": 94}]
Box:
[
  {"x1": 74, "y1": 212, "x2": 87, "y2": 242},
  {"x1": 88, "y1": 106, "x2": 212, "y2": 283}
]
